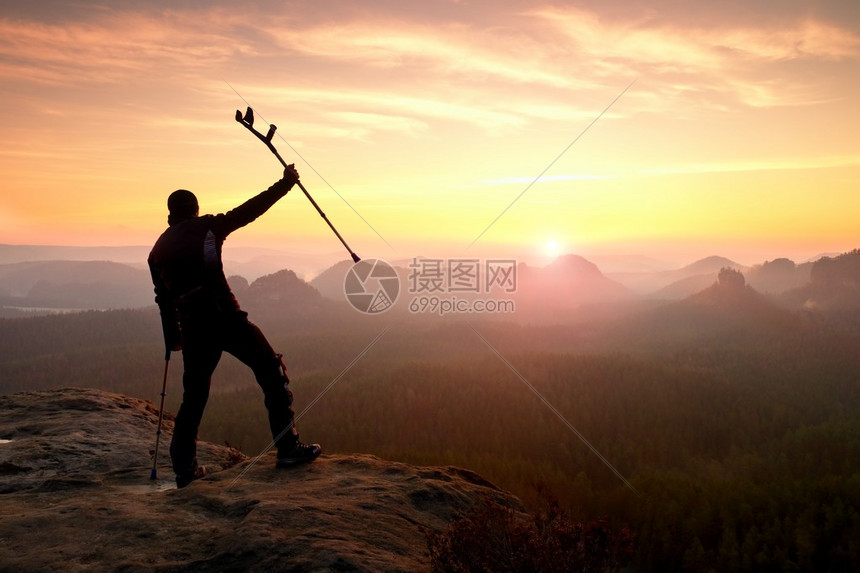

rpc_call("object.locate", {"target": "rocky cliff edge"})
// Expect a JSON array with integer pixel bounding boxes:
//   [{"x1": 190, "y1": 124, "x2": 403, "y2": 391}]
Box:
[{"x1": 0, "y1": 388, "x2": 521, "y2": 572}]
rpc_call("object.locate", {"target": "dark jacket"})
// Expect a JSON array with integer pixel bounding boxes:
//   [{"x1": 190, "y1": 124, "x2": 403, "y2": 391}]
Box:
[{"x1": 148, "y1": 179, "x2": 292, "y2": 325}]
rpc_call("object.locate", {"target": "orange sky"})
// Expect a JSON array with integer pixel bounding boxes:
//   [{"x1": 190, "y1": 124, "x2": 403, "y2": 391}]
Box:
[{"x1": 1, "y1": 0, "x2": 858, "y2": 267}]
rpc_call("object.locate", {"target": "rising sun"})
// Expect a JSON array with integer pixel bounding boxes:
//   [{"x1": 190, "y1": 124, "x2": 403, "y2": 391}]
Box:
[{"x1": 544, "y1": 239, "x2": 560, "y2": 257}]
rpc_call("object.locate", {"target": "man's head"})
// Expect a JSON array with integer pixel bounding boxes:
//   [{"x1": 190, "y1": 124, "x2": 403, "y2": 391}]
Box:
[{"x1": 167, "y1": 189, "x2": 199, "y2": 225}]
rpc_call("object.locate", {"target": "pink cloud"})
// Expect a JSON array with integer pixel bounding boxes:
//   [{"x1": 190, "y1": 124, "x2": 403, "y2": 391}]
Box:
[
  {"x1": 531, "y1": 7, "x2": 860, "y2": 108},
  {"x1": 0, "y1": 10, "x2": 257, "y2": 86}
]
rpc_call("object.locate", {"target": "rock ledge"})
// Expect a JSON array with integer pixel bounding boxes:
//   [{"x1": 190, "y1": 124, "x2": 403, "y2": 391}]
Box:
[{"x1": 0, "y1": 388, "x2": 521, "y2": 572}]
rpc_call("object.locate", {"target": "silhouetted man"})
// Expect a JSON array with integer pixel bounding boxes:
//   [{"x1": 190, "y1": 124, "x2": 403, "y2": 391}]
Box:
[{"x1": 148, "y1": 166, "x2": 321, "y2": 488}]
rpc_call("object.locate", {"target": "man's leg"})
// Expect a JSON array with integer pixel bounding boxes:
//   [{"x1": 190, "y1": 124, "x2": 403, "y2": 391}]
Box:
[
  {"x1": 223, "y1": 313, "x2": 299, "y2": 452},
  {"x1": 170, "y1": 333, "x2": 221, "y2": 481}
]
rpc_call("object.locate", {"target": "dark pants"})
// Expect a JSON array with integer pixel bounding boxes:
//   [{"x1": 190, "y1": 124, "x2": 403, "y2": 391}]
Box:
[{"x1": 170, "y1": 311, "x2": 297, "y2": 477}]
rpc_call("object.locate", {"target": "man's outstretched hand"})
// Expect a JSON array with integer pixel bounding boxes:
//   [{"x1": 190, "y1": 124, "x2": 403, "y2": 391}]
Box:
[{"x1": 283, "y1": 164, "x2": 300, "y2": 187}]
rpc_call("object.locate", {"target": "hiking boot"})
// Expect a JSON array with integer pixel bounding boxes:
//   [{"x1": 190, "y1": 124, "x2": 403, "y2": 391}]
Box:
[
  {"x1": 176, "y1": 466, "x2": 206, "y2": 489},
  {"x1": 276, "y1": 440, "x2": 322, "y2": 468}
]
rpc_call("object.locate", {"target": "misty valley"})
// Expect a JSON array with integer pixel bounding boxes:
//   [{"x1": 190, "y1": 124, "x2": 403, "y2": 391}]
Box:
[{"x1": 1, "y1": 249, "x2": 858, "y2": 571}]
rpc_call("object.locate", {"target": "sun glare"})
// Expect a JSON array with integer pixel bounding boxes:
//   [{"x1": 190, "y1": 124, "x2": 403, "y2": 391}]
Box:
[{"x1": 545, "y1": 239, "x2": 560, "y2": 257}]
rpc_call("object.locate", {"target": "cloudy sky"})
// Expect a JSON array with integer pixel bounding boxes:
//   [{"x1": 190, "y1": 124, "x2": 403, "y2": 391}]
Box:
[{"x1": 1, "y1": 0, "x2": 858, "y2": 265}]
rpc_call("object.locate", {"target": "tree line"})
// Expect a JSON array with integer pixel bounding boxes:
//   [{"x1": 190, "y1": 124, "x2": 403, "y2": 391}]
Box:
[{"x1": 0, "y1": 299, "x2": 858, "y2": 570}]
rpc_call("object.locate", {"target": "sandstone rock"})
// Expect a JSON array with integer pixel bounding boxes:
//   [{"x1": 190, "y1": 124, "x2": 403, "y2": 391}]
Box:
[{"x1": 0, "y1": 388, "x2": 522, "y2": 571}]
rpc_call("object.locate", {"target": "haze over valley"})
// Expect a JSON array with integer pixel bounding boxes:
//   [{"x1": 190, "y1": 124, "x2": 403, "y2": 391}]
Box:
[{"x1": 2, "y1": 245, "x2": 858, "y2": 570}]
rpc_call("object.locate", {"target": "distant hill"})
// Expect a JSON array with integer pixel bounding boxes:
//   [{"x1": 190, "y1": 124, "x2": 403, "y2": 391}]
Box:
[
  {"x1": 798, "y1": 249, "x2": 860, "y2": 310},
  {"x1": 649, "y1": 273, "x2": 718, "y2": 300},
  {"x1": 610, "y1": 267, "x2": 800, "y2": 350},
  {"x1": 609, "y1": 255, "x2": 746, "y2": 297},
  {"x1": 311, "y1": 255, "x2": 632, "y2": 320},
  {"x1": 219, "y1": 249, "x2": 344, "y2": 282},
  {"x1": 580, "y1": 254, "x2": 674, "y2": 274},
  {"x1": 746, "y1": 258, "x2": 812, "y2": 294},
  {"x1": 804, "y1": 252, "x2": 843, "y2": 263},
  {"x1": 309, "y1": 259, "x2": 411, "y2": 310},
  {"x1": 680, "y1": 255, "x2": 741, "y2": 275},
  {"x1": 0, "y1": 244, "x2": 150, "y2": 265},
  {"x1": 686, "y1": 267, "x2": 765, "y2": 307},
  {"x1": 543, "y1": 254, "x2": 608, "y2": 278},
  {"x1": 0, "y1": 260, "x2": 153, "y2": 312},
  {"x1": 0, "y1": 244, "x2": 343, "y2": 282},
  {"x1": 0, "y1": 254, "x2": 347, "y2": 317},
  {"x1": 645, "y1": 255, "x2": 809, "y2": 300},
  {"x1": 647, "y1": 256, "x2": 816, "y2": 300},
  {"x1": 248, "y1": 268, "x2": 322, "y2": 300},
  {"x1": 514, "y1": 254, "x2": 631, "y2": 319},
  {"x1": 309, "y1": 259, "x2": 356, "y2": 301},
  {"x1": 675, "y1": 268, "x2": 799, "y2": 333},
  {"x1": 226, "y1": 274, "x2": 250, "y2": 297},
  {"x1": 245, "y1": 268, "x2": 326, "y2": 313},
  {"x1": 239, "y1": 268, "x2": 354, "y2": 329}
]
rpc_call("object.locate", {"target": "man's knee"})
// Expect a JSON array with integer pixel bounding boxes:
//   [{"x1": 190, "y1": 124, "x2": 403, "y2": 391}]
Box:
[
  {"x1": 257, "y1": 353, "x2": 293, "y2": 404},
  {"x1": 261, "y1": 379, "x2": 293, "y2": 407},
  {"x1": 255, "y1": 353, "x2": 289, "y2": 382},
  {"x1": 181, "y1": 376, "x2": 211, "y2": 408}
]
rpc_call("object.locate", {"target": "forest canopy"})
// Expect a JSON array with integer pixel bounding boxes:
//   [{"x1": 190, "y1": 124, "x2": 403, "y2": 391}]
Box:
[{"x1": 1, "y1": 252, "x2": 859, "y2": 571}]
